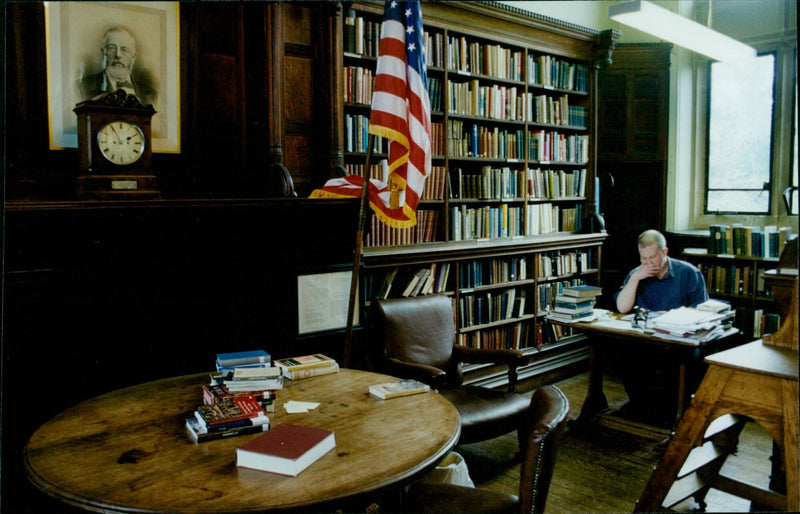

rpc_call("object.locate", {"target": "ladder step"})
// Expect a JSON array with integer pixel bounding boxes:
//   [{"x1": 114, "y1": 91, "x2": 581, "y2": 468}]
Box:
[
  {"x1": 663, "y1": 472, "x2": 708, "y2": 509},
  {"x1": 703, "y1": 414, "x2": 745, "y2": 442},
  {"x1": 677, "y1": 441, "x2": 726, "y2": 479}
]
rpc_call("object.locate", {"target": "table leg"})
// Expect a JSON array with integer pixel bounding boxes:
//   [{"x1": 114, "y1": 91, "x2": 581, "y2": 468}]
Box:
[
  {"x1": 575, "y1": 343, "x2": 609, "y2": 425},
  {"x1": 673, "y1": 361, "x2": 687, "y2": 429}
]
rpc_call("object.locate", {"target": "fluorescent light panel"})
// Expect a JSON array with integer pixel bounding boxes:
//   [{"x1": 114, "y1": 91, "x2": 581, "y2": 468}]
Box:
[{"x1": 609, "y1": 0, "x2": 756, "y2": 62}]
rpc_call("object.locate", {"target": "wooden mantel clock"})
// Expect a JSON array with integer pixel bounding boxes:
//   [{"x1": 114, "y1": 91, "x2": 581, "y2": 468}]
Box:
[{"x1": 74, "y1": 89, "x2": 160, "y2": 199}]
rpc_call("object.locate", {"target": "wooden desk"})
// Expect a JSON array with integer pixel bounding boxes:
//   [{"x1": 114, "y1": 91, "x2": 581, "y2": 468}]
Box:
[
  {"x1": 24, "y1": 369, "x2": 460, "y2": 513},
  {"x1": 552, "y1": 313, "x2": 740, "y2": 438}
]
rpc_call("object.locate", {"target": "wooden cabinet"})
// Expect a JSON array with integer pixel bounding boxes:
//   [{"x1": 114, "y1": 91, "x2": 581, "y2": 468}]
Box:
[
  {"x1": 597, "y1": 43, "x2": 672, "y2": 292},
  {"x1": 340, "y1": 2, "x2": 617, "y2": 387}
]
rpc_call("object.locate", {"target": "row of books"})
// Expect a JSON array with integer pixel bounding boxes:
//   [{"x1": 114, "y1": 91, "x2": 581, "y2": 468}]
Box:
[
  {"x1": 457, "y1": 288, "x2": 528, "y2": 329},
  {"x1": 344, "y1": 11, "x2": 587, "y2": 91},
  {"x1": 446, "y1": 35, "x2": 524, "y2": 80},
  {"x1": 457, "y1": 321, "x2": 530, "y2": 350},
  {"x1": 527, "y1": 167, "x2": 587, "y2": 200},
  {"x1": 707, "y1": 224, "x2": 793, "y2": 258},
  {"x1": 373, "y1": 263, "x2": 453, "y2": 300},
  {"x1": 528, "y1": 55, "x2": 589, "y2": 92},
  {"x1": 528, "y1": 202, "x2": 583, "y2": 235},
  {"x1": 459, "y1": 256, "x2": 528, "y2": 289},
  {"x1": 343, "y1": 65, "x2": 373, "y2": 105},
  {"x1": 537, "y1": 249, "x2": 594, "y2": 279},
  {"x1": 446, "y1": 120, "x2": 526, "y2": 160},
  {"x1": 449, "y1": 203, "x2": 525, "y2": 240},
  {"x1": 344, "y1": 114, "x2": 387, "y2": 153},
  {"x1": 450, "y1": 166, "x2": 526, "y2": 200},
  {"x1": 364, "y1": 209, "x2": 439, "y2": 247},
  {"x1": 734, "y1": 307, "x2": 781, "y2": 340},
  {"x1": 529, "y1": 130, "x2": 589, "y2": 164},
  {"x1": 695, "y1": 262, "x2": 772, "y2": 298},
  {"x1": 530, "y1": 94, "x2": 586, "y2": 127},
  {"x1": 447, "y1": 80, "x2": 527, "y2": 121}
]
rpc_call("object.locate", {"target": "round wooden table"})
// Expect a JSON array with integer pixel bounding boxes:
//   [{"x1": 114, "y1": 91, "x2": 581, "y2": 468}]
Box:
[{"x1": 25, "y1": 369, "x2": 460, "y2": 512}]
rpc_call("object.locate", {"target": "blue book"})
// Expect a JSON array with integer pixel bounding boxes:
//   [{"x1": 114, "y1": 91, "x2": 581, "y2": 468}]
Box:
[{"x1": 216, "y1": 350, "x2": 271, "y2": 368}]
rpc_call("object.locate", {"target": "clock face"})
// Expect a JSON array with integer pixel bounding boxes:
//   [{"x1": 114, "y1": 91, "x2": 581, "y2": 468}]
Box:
[{"x1": 97, "y1": 121, "x2": 146, "y2": 165}]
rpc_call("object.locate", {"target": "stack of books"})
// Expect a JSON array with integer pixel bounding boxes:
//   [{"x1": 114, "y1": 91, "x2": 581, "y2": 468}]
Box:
[
  {"x1": 547, "y1": 284, "x2": 601, "y2": 322},
  {"x1": 274, "y1": 354, "x2": 339, "y2": 381},
  {"x1": 215, "y1": 349, "x2": 271, "y2": 372},
  {"x1": 186, "y1": 394, "x2": 270, "y2": 443}
]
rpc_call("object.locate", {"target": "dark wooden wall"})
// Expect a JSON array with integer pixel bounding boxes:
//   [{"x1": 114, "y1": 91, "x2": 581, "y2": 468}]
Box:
[{"x1": 2, "y1": 3, "x2": 355, "y2": 511}]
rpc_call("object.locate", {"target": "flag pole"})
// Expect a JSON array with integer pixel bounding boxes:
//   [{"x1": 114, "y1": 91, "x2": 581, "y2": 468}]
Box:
[{"x1": 343, "y1": 133, "x2": 375, "y2": 369}]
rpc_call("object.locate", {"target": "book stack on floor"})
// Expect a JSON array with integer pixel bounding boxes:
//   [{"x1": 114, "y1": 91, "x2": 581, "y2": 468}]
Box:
[
  {"x1": 274, "y1": 354, "x2": 339, "y2": 381},
  {"x1": 547, "y1": 284, "x2": 602, "y2": 322}
]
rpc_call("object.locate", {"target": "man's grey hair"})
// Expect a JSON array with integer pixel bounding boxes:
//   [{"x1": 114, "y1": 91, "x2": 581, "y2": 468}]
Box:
[{"x1": 638, "y1": 229, "x2": 667, "y2": 250}]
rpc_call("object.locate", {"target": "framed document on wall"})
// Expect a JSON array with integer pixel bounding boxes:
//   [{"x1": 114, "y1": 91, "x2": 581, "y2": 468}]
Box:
[
  {"x1": 45, "y1": 1, "x2": 180, "y2": 153},
  {"x1": 297, "y1": 270, "x2": 358, "y2": 335}
]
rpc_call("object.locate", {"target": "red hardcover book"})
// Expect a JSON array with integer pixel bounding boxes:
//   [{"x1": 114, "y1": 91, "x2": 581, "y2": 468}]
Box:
[
  {"x1": 236, "y1": 424, "x2": 336, "y2": 476},
  {"x1": 197, "y1": 395, "x2": 264, "y2": 426}
]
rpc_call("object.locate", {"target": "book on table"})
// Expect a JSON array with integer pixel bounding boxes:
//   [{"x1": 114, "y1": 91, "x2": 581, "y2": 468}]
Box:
[
  {"x1": 369, "y1": 379, "x2": 430, "y2": 400},
  {"x1": 275, "y1": 354, "x2": 337, "y2": 375},
  {"x1": 553, "y1": 298, "x2": 595, "y2": 312},
  {"x1": 236, "y1": 424, "x2": 336, "y2": 476},
  {"x1": 282, "y1": 361, "x2": 340, "y2": 381},
  {"x1": 216, "y1": 349, "x2": 271, "y2": 369},
  {"x1": 195, "y1": 395, "x2": 269, "y2": 432},
  {"x1": 560, "y1": 284, "x2": 602, "y2": 298},
  {"x1": 212, "y1": 367, "x2": 283, "y2": 391},
  {"x1": 547, "y1": 309, "x2": 595, "y2": 322},
  {"x1": 185, "y1": 416, "x2": 269, "y2": 443}
]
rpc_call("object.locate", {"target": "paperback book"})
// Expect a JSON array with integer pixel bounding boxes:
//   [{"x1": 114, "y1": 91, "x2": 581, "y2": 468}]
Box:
[
  {"x1": 216, "y1": 349, "x2": 271, "y2": 368},
  {"x1": 369, "y1": 379, "x2": 430, "y2": 400},
  {"x1": 185, "y1": 416, "x2": 269, "y2": 443}
]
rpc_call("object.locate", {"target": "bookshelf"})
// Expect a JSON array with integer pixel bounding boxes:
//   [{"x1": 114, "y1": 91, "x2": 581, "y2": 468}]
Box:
[{"x1": 341, "y1": 1, "x2": 616, "y2": 387}]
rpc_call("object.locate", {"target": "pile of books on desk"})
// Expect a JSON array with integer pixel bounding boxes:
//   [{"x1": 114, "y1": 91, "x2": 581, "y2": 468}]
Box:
[
  {"x1": 547, "y1": 284, "x2": 602, "y2": 322},
  {"x1": 648, "y1": 304, "x2": 736, "y2": 343}
]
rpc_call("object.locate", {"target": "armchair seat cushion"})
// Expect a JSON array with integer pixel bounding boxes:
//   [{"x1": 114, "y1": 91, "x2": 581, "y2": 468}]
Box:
[{"x1": 442, "y1": 386, "x2": 530, "y2": 444}]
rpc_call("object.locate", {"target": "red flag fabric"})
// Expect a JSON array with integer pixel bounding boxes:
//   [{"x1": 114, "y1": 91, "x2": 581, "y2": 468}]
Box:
[{"x1": 310, "y1": 0, "x2": 432, "y2": 229}]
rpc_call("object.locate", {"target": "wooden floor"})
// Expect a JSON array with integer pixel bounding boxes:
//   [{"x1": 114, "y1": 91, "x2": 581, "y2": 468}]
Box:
[{"x1": 457, "y1": 372, "x2": 776, "y2": 513}]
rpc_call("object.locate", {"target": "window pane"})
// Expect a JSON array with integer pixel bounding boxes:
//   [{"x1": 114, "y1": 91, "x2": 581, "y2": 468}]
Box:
[
  {"x1": 707, "y1": 190, "x2": 770, "y2": 213},
  {"x1": 707, "y1": 54, "x2": 775, "y2": 213}
]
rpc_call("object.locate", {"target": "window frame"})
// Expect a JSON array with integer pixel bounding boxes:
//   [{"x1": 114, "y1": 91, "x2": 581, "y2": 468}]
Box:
[{"x1": 703, "y1": 51, "x2": 778, "y2": 215}]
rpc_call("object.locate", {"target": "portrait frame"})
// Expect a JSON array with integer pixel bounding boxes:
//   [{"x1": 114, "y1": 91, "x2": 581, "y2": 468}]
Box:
[{"x1": 45, "y1": 1, "x2": 180, "y2": 153}]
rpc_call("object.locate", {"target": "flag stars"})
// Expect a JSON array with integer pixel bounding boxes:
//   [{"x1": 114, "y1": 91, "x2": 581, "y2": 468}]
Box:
[
  {"x1": 390, "y1": 0, "x2": 398, "y2": 9},
  {"x1": 405, "y1": 8, "x2": 412, "y2": 17},
  {"x1": 408, "y1": 42, "x2": 416, "y2": 53}
]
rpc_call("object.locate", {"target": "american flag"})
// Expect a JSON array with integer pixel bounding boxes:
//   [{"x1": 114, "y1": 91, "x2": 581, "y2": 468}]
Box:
[{"x1": 311, "y1": 0, "x2": 431, "y2": 229}]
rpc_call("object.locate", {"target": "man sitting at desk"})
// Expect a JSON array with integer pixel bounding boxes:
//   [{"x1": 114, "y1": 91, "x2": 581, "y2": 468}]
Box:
[
  {"x1": 613, "y1": 229, "x2": 709, "y2": 426},
  {"x1": 615, "y1": 229, "x2": 708, "y2": 314}
]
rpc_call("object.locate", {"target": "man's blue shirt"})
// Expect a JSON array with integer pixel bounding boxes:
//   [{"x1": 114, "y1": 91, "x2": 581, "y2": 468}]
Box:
[{"x1": 615, "y1": 257, "x2": 709, "y2": 311}]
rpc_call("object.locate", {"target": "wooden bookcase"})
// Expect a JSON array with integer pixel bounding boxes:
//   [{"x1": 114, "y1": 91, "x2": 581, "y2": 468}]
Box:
[
  {"x1": 683, "y1": 249, "x2": 779, "y2": 306},
  {"x1": 340, "y1": 1, "x2": 617, "y2": 387}
]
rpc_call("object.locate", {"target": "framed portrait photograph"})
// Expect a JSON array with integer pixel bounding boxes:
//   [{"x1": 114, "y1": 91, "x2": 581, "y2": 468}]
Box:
[{"x1": 45, "y1": 1, "x2": 180, "y2": 153}]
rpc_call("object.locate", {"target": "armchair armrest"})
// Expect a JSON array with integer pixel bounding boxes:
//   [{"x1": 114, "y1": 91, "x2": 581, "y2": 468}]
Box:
[
  {"x1": 452, "y1": 346, "x2": 529, "y2": 392},
  {"x1": 383, "y1": 357, "x2": 448, "y2": 390}
]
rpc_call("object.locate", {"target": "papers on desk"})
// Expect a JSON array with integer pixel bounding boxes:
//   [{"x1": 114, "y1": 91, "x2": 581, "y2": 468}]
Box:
[{"x1": 648, "y1": 306, "x2": 735, "y2": 343}]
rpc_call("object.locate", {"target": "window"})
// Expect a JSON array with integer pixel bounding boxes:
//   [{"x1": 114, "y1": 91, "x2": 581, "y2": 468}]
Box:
[
  {"x1": 790, "y1": 76, "x2": 798, "y2": 215},
  {"x1": 705, "y1": 53, "x2": 776, "y2": 214}
]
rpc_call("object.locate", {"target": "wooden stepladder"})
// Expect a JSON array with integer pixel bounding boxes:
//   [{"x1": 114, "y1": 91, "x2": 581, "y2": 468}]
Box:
[{"x1": 635, "y1": 338, "x2": 799, "y2": 512}]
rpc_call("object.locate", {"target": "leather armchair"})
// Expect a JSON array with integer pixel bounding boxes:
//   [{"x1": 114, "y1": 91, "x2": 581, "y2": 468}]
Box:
[
  {"x1": 371, "y1": 294, "x2": 531, "y2": 445},
  {"x1": 403, "y1": 385, "x2": 570, "y2": 513}
]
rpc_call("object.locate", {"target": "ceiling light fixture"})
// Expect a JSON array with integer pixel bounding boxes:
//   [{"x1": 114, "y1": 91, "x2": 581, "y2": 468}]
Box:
[{"x1": 608, "y1": 0, "x2": 756, "y2": 62}]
